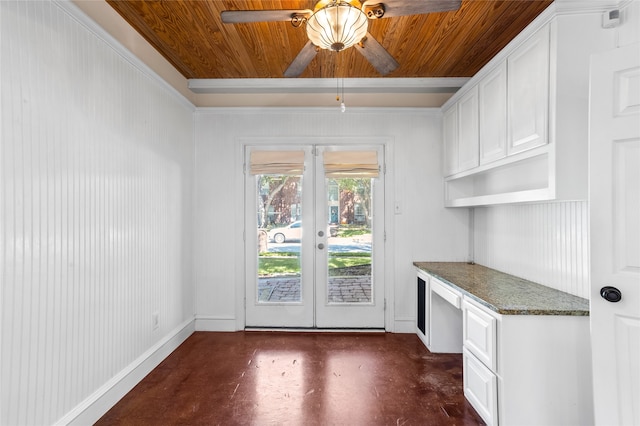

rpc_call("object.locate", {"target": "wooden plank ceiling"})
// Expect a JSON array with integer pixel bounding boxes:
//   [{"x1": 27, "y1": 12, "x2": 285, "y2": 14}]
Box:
[{"x1": 106, "y1": 0, "x2": 553, "y2": 80}]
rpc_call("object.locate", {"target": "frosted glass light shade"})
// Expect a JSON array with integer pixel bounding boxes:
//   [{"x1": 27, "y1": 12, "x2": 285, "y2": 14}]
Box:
[{"x1": 306, "y1": 2, "x2": 368, "y2": 52}]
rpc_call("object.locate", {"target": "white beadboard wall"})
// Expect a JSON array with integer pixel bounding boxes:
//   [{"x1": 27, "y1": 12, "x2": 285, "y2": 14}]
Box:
[
  {"x1": 474, "y1": 201, "x2": 589, "y2": 299},
  {"x1": 1, "y1": 1, "x2": 195, "y2": 425}
]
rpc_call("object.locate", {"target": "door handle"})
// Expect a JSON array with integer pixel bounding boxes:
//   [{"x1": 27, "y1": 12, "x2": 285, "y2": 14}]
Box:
[
  {"x1": 600, "y1": 286, "x2": 622, "y2": 302},
  {"x1": 317, "y1": 243, "x2": 325, "y2": 250}
]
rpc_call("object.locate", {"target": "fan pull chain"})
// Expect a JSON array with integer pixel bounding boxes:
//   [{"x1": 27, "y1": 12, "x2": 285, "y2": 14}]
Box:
[
  {"x1": 335, "y1": 52, "x2": 346, "y2": 112},
  {"x1": 340, "y1": 77, "x2": 346, "y2": 112}
]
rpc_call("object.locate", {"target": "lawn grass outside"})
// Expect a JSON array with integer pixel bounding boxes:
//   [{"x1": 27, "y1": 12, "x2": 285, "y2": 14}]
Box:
[
  {"x1": 335, "y1": 226, "x2": 370, "y2": 238},
  {"x1": 259, "y1": 252, "x2": 371, "y2": 276}
]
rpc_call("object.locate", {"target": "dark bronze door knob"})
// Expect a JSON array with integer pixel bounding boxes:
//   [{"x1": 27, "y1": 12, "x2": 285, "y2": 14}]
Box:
[{"x1": 600, "y1": 286, "x2": 622, "y2": 302}]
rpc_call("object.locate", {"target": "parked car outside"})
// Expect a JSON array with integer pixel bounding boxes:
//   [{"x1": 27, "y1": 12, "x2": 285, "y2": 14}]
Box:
[
  {"x1": 268, "y1": 221, "x2": 302, "y2": 243},
  {"x1": 268, "y1": 221, "x2": 337, "y2": 243}
]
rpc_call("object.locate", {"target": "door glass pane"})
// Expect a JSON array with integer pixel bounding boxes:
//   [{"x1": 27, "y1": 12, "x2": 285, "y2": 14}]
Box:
[
  {"x1": 256, "y1": 175, "x2": 302, "y2": 303},
  {"x1": 326, "y1": 177, "x2": 373, "y2": 304}
]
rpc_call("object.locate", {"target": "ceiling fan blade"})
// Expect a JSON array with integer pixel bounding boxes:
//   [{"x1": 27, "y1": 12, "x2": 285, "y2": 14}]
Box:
[
  {"x1": 353, "y1": 33, "x2": 399, "y2": 76},
  {"x1": 221, "y1": 9, "x2": 311, "y2": 24},
  {"x1": 363, "y1": 0, "x2": 461, "y2": 18},
  {"x1": 284, "y1": 41, "x2": 318, "y2": 78}
]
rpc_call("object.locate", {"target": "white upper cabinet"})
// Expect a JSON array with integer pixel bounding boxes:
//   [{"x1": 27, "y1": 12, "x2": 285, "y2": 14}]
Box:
[
  {"x1": 441, "y1": 7, "x2": 614, "y2": 207},
  {"x1": 478, "y1": 62, "x2": 507, "y2": 165},
  {"x1": 443, "y1": 86, "x2": 479, "y2": 176},
  {"x1": 458, "y1": 86, "x2": 480, "y2": 171},
  {"x1": 442, "y1": 104, "x2": 458, "y2": 176},
  {"x1": 507, "y1": 25, "x2": 549, "y2": 155},
  {"x1": 442, "y1": 24, "x2": 550, "y2": 185}
]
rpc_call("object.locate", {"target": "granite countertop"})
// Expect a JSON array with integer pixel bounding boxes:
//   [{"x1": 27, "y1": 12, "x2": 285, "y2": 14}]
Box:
[{"x1": 414, "y1": 262, "x2": 589, "y2": 316}]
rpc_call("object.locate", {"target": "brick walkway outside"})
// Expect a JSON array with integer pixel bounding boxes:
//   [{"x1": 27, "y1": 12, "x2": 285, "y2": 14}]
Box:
[{"x1": 258, "y1": 276, "x2": 372, "y2": 303}]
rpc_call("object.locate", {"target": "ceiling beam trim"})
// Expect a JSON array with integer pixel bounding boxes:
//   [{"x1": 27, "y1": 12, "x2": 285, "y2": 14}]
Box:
[{"x1": 187, "y1": 77, "x2": 470, "y2": 94}]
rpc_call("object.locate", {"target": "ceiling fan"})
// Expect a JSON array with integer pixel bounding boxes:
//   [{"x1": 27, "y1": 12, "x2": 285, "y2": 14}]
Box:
[{"x1": 221, "y1": 0, "x2": 462, "y2": 77}]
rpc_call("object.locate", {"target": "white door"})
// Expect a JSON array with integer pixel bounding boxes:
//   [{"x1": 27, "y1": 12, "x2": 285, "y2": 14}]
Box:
[
  {"x1": 245, "y1": 146, "x2": 314, "y2": 327},
  {"x1": 314, "y1": 146, "x2": 385, "y2": 328},
  {"x1": 245, "y1": 145, "x2": 385, "y2": 329},
  {"x1": 589, "y1": 42, "x2": 640, "y2": 425}
]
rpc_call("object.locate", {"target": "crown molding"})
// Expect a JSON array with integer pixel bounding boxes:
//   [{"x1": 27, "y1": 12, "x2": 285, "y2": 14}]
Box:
[{"x1": 553, "y1": 0, "x2": 628, "y2": 15}]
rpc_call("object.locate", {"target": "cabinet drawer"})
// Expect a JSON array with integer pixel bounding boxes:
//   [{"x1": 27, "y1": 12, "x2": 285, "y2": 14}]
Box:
[
  {"x1": 463, "y1": 298, "x2": 497, "y2": 371},
  {"x1": 430, "y1": 278, "x2": 461, "y2": 308},
  {"x1": 463, "y1": 347, "x2": 498, "y2": 426}
]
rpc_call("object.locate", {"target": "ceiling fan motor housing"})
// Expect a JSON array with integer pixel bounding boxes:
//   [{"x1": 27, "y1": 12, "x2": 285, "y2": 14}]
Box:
[{"x1": 306, "y1": 0, "x2": 369, "y2": 52}]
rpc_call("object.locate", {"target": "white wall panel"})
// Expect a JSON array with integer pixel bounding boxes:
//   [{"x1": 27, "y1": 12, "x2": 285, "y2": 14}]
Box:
[
  {"x1": 1, "y1": 1, "x2": 194, "y2": 424},
  {"x1": 193, "y1": 108, "x2": 469, "y2": 332},
  {"x1": 474, "y1": 202, "x2": 589, "y2": 298}
]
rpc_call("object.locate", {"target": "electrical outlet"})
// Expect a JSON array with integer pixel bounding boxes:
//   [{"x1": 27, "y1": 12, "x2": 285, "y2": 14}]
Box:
[{"x1": 152, "y1": 312, "x2": 159, "y2": 330}]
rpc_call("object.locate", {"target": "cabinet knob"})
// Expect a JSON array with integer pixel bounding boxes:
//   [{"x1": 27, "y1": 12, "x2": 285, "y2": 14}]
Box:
[{"x1": 600, "y1": 286, "x2": 622, "y2": 303}]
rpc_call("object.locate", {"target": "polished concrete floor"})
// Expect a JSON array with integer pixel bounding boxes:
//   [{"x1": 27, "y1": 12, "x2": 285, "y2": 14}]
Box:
[{"x1": 97, "y1": 332, "x2": 485, "y2": 425}]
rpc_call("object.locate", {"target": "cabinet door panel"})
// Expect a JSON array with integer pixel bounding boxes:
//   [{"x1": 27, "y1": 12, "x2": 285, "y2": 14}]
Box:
[
  {"x1": 458, "y1": 86, "x2": 480, "y2": 172},
  {"x1": 479, "y1": 63, "x2": 507, "y2": 164},
  {"x1": 463, "y1": 298, "x2": 497, "y2": 371},
  {"x1": 507, "y1": 25, "x2": 549, "y2": 155},
  {"x1": 443, "y1": 105, "x2": 458, "y2": 176},
  {"x1": 463, "y1": 348, "x2": 498, "y2": 426}
]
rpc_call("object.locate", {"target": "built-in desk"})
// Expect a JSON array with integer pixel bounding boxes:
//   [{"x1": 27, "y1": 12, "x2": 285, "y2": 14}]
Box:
[
  {"x1": 414, "y1": 262, "x2": 592, "y2": 426},
  {"x1": 414, "y1": 261, "x2": 589, "y2": 315}
]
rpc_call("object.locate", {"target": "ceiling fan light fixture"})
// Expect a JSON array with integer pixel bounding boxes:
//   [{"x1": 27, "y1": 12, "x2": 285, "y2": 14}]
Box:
[{"x1": 306, "y1": 1, "x2": 368, "y2": 52}]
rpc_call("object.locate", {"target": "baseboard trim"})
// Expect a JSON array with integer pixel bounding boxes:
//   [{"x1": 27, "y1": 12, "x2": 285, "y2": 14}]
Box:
[
  {"x1": 57, "y1": 318, "x2": 195, "y2": 426},
  {"x1": 195, "y1": 315, "x2": 239, "y2": 331},
  {"x1": 393, "y1": 318, "x2": 417, "y2": 334},
  {"x1": 245, "y1": 327, "x2": 386, "y2": 333}
]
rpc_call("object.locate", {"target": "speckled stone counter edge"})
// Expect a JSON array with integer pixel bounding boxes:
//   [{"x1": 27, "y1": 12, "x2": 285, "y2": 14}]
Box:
[{"x1": 414, "y1": 261, "x2": 589, "y2": 316}]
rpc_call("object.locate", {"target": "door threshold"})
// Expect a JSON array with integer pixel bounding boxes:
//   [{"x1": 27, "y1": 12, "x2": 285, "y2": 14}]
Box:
[{"x1": 245, "y1": 327, "x2": 386, "y2": 333}]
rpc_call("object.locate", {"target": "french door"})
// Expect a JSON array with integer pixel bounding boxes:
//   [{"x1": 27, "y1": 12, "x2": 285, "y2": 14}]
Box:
[{"x1": 244, "y1": 145, "x2": 385, "y2": 329}]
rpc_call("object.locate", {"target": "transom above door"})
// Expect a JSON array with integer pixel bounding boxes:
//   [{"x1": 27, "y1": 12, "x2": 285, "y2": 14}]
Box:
[{"x1": 244, "y1": 144, "x2": 385, "y2": 329}]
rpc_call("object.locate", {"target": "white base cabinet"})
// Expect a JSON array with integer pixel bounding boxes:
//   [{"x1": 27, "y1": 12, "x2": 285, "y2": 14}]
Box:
[{"x1": 462, "y1": 297, "x2": 593, "y2": 426}]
